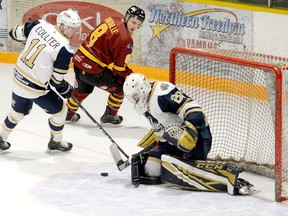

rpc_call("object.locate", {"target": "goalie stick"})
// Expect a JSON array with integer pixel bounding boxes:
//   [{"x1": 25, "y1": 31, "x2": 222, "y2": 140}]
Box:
[
  {"x1": 111, "y1": 111, "x2": 182, "y2": 171},
  {"x1": 70, "y1": 95, "x2": 130, "y2": 171},
  {"x1": 111, "y1": 143, "x2": 154, "y2": 172},
  {"x1": 109, "y1": 143, "x2": 131, "y2": 171}
]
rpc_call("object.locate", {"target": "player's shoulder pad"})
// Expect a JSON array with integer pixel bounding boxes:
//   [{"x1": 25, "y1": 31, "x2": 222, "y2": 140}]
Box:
[
  {"x1": 23, "y1": 19, "x2": 41, "y2": 37},
  {"x1": 154, "y1": 81, "x2": 175, "y2": 95}
]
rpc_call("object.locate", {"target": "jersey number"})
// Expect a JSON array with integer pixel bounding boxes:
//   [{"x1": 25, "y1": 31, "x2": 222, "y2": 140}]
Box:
[
  {"x1": 171, "y1": 91, "x2": 185, "y2": 104},
  {"x1": 21, "y1": 39, "x2": 46, "y2": 68},
  {"x1": 89, "y1": 23, "x2": 108, "y2": 47}
]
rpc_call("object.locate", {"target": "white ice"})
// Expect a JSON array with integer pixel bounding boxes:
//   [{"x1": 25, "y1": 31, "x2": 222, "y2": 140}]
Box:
[{"x1": 0, "y1": 64, "x2": 288, "y2": 216}]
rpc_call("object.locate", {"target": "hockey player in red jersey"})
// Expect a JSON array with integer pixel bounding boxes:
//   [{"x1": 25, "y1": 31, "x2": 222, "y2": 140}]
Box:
[{"x1": 66, "y1": 5, "x2": 145, "y2": 124}]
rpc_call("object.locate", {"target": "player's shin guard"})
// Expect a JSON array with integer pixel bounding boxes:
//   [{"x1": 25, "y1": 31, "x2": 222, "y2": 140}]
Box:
[
  {"x1": 0, "y1": 109, "x2": 25, "y2": 141},
  {"x1": 49, "y1": 103, "x2": 66, "y2": 141},
  {"x1": 67, "y1": 91, "x2": 90, "y2": 110},
  {"x1": 131, "y1": 153, "x2": 162, "y2": 185},
  {"x1": 161, "y1": 155, "x2": 241, "y2": 194},
  {"x1": 66, "y1": 91, "x2": 89, "y2": 121},
  {"x1": 106, "y1": 93, "x2": 124, "y2": 115}
]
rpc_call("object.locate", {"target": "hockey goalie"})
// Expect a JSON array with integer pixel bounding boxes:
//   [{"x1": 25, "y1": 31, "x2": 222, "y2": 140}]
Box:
[{"x1": 123, "y1": 73, "x2": 255, "y2": 195}]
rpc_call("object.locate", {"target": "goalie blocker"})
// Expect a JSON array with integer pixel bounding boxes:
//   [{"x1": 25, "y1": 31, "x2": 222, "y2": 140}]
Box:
[{"x1": 131, "y1": 153, "x2": 255, "y2": 195}]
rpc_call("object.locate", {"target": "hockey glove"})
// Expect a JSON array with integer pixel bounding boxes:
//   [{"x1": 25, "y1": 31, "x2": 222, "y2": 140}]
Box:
[
  {"x1": 54, "y1": 80, "x2": 73, "y2": 99},
  {"x1": 162, "y1": 121, "x2": 198, "y2": 152},
  {"x1": 9, "y1": 25, "x2": 26, "y2": 44},
  {"x1": 58, "y1": 81, "x2": 73, "y2": 99}
]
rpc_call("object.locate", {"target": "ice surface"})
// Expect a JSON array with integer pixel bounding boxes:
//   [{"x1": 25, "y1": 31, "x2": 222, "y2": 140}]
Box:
[{"x1": 0, "y1": 64, "x2": 288, "y2": 216}]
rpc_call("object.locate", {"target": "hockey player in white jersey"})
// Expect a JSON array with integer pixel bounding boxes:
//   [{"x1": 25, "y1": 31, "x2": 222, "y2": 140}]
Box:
[
  {"x1": 0, "y1": 9, "x2": 81, "y2": 151},
  {"x1": 123, "y1": 73, "x2": 255, "y2": 195}
]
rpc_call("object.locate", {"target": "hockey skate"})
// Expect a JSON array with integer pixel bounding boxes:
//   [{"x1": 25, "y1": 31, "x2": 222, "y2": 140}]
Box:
[
  {"x1": 0, "y1": 136, "x2": 11, "y2": 151},
  {"x1": 100, "y1": 107, "x2": 123, "y2": 125},
  {"x1": 65, "y1": 110, "x2": 81, "y2": 122},
  {"x1": 234, "y1": 178, "x2": 256, "y2": 195},
  {"x1": 48, "y1": 138, "x2": 73, "y2": 152}
]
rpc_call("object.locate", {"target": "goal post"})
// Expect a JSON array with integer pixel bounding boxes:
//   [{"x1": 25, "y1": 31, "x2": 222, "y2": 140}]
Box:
[{"x1": 169, "y1": 47, "x2": 288, "y2": 202}]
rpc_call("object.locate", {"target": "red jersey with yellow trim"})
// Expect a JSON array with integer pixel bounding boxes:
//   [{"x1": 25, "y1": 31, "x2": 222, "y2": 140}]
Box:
[{"x1": 72, "y1": 16, "x2": 133, "y2": 78}]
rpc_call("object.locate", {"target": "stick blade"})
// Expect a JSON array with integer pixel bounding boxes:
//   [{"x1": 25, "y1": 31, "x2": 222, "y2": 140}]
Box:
[
  {"x1": 117, "y1": 159, "x2": 130, "y2": 171},
  {"x1": 109, "y1": 143, "x2": 130, "y2": 171}
]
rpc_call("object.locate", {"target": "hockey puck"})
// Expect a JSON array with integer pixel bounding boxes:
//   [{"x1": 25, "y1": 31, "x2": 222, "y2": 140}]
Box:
[{"x1": 101, "y1": 172, "x2": 108, "y2": 177}]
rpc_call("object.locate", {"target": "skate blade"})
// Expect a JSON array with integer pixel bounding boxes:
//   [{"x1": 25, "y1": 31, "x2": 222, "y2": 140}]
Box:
[
  {"x1": 100, "y1": 122, "x2": 122, "y2": 128},
  {"x1": 45, "y1": 148, "x2": 71, "y2": 154}
]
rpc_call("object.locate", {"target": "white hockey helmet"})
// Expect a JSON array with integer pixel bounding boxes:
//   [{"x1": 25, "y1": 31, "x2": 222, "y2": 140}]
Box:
[
  {"x1": 57, "y1": 9, "x2": 81, "y2": 33},
  {"x1": 123, "y1": 73, "x2": 151, "y2": 115}
]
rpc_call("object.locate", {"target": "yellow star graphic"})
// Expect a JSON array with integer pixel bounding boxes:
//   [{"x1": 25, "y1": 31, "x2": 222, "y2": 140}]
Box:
[{"x1": 149, "y1": 21, "x2": 170, "y2": 41}]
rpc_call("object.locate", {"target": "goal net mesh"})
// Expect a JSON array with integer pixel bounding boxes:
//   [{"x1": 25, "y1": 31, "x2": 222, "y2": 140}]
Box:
[{"x1": 170, "y1": 48, "x2": 288, "y2": 201}]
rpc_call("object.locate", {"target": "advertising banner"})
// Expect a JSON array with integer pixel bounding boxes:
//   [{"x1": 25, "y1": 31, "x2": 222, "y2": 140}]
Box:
[
  {"x1": 21, "y1": 1, "x2": 123, "y2": 47},
  {"x1": 141, "y1": 1, "x2": 253, "y2": 68}
]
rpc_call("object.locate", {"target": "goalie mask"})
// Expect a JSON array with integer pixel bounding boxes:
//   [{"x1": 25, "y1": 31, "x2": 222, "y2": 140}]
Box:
[
  {"x1": 123, "y1": 73, "x2": 151, "y2": 115},
  {"x1": 57, "y1": 9, "x2": 82, "y2": 36}
]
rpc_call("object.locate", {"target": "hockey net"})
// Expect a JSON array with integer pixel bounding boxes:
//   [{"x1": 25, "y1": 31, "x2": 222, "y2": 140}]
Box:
[{"x1": 169, "y1": 48, "x2": 288, "y2": 202}]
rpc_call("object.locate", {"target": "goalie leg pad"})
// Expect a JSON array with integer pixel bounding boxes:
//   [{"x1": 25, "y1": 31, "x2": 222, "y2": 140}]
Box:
[
  {"x1": 144, "y1": 157, "x2": 161, "y2": 177},
  {"x1": 224, "y1": 163, "x2": 242, "y2": 194},
  {"x1": 161, "y1": 155, "x2": 241, "y2": 193},
  {"x1": 131, "y1": 153, "x2": 161, "y2": 185},
  {"x1": 131, "y1": 153, "x2": 148, "y2": 185},
  {"x1": 233, "y1": 178, "x2": 256, "y2": 195}
]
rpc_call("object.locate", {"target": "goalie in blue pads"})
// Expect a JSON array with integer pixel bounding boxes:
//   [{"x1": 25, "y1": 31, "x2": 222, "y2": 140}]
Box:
[{"x1": 123, "y1": 73, "x2": 255, "y2": 195}]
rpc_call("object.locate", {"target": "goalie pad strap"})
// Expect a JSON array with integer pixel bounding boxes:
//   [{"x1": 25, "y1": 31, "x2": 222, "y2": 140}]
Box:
[{"x1": 137, "y1": 129, "x2": 159, "y2": 148}]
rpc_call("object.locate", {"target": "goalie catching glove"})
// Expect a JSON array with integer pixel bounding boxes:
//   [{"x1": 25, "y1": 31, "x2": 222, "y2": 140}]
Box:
[{"x1": 162, "y1": 121, "x2": 198, "y2": 152}]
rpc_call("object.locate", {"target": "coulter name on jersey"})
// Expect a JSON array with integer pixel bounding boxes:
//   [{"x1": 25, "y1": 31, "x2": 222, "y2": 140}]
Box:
[{"x1": 9, "y1": 19, "x2": 74, "y2": 99}]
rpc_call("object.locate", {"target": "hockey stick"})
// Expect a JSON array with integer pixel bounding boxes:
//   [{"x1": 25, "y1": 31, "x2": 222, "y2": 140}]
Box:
[
  {"x1": 111, "y1": 111, "x2": 162, "y2": 171},
  {"x1": 70, "y1": 95, "x2": 130, "y2": 171},
  {"x1": 110, "y1": 140, "x2": 155, "y2": 171},
  {"x1": 109, "y1": 143, "x2": 131, "y2": 171}
]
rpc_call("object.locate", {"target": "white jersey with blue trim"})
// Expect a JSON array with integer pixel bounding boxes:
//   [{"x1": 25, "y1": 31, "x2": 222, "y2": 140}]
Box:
[
  {"x1": 148, "y1": 81, "x2": 203, "y2": 128},
  {"x1": 10, "y1": 19, "x2": 74, "y2": 99}
]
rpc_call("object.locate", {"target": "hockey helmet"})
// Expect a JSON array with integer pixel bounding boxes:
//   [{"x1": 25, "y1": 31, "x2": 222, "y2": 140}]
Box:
[
  {"x1": 125, "y1": 5, "x2": 145, "y2": 23},
  {"x1": 57, "y1": 9, "x2": 81, "y2": 32},
  {"x1": 123, "y1": 73, "x2": 151, "y2": 114}
]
